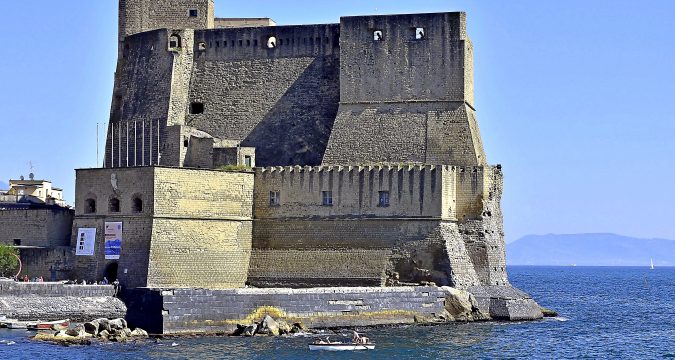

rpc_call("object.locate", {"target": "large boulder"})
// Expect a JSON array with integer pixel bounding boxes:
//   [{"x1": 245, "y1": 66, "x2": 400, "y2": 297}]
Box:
[
  {"x1": 130, "y1": 328, "x2": 149, "y2": 338},
  {"x1": 96, "y1": 318, "x2": 112, "y2": 333},
  {"x1": 256, "y1": 315, "x2": 280, "y2": 336},
  {"x1": 277, "y1": 320, "x2": 292, "y2": 335},
  {"x1": 83, "y1": 321, "x2": 99, "y2": 336},
  {"x1": 441, "y1": 286, "x2": 490, "y2": 321},
  {"x1": 242, "y1": 324, "x2": 257, "y2": 337},
  {"x1": 109, "y1": 318, "x2": 127, "y2": 331},
  {"x1": 65, "y1": 324, "x2": 89, "y2": 338},
  {"x1": 468, "y1": 285, "x2": 544, "y2": 321}
]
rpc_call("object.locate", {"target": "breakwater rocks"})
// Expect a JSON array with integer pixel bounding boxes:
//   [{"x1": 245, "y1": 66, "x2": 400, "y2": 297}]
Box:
[
  {"x1": 33, "y1": 317, "x2": 149, "y2": 346},
  {"x1": 0, "y1": 281, "x2": 126, "y2": 322}
]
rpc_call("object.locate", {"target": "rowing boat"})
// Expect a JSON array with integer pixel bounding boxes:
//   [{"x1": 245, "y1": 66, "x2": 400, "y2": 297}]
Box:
[
  {"x1": 308, "y1": 342, "x2": 375, "y2": 351},
  {"x1": 27, "y1": 319, "x2": 70, "y2": 331}
]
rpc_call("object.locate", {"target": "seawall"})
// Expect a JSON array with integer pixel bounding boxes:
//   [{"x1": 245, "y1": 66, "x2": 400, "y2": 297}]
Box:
[
  {"x1": 125, "y1": 286, "x2": 450, "y2": 335},
  {"x1": 0, "y1": 281, "x2": 126, "y2": 322}
]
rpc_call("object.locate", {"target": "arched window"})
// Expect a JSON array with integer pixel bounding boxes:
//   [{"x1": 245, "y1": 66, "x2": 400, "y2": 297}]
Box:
[
  {"x1": 267, "y1": 36, "x2": 277, "y2": 48},
  {"x1": 109, "y1": 198, "x2": 120, "y2": 213},
  {"x1": 169, "y1": 34, "x2": 182, "y2": 48},
  {"x1": 132, "y1": 196, "x2": 143, "y2": 213},
  {"x1": 85, "y1": 198, "x2": 96, "y2": 214}
]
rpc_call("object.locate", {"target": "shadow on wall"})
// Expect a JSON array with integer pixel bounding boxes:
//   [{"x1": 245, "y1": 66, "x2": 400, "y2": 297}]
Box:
[{"x1": 241, "y1": 56, "x2": 340, "y2": 167}]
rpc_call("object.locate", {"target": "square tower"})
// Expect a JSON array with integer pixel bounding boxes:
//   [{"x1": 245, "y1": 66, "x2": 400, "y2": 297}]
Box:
[{"x1": 119, "y1": 0, "x2": 214, "y2": 49}]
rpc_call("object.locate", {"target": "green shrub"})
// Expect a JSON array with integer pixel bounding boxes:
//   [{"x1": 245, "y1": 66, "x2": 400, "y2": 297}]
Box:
[{"x1": 0, "y1": 245, "x2": 19, "y2": 277}]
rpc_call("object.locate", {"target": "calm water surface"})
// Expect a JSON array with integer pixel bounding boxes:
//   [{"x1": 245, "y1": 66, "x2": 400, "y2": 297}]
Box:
[{"x1": 1, "y1": 266, "x2": 673, "y2": 359}]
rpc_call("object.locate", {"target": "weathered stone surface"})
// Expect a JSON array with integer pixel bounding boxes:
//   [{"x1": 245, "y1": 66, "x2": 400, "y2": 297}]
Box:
[
  {"x1": 130, "y1": 328, "x2": 149, "y2": 337},
  {"x1": 256, "y1": 315, "x2": 280, "y2": 336},
  {"x1": 0, "y1": 293, "x2": 126, "y2": 322},
  {"x1": 109, "y1": 318, "x2": 127, "y2": 331},
  {"x1": 468, "y1": 285, "x2": 544, "y2": 321}
]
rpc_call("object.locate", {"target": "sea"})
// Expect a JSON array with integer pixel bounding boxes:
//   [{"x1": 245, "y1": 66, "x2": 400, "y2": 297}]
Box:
[{"x1": 0, "y1": 266, "x2": 673, "y2": 359}]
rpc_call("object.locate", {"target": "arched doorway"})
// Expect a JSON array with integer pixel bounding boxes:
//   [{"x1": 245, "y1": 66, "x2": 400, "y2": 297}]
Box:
[{"x1": 105, "y1": 262, "x2": 119, "y2": 282}]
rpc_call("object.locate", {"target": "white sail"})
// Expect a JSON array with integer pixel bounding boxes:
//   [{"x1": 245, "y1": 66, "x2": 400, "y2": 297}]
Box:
[{"x1": 650, "y1": 258, "x2": 654, "y2": 270}]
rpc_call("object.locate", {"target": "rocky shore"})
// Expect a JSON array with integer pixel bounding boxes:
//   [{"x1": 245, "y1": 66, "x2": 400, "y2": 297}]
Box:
[{"x1": 32, "y1": 318, "x2": 148, "y2": 346}]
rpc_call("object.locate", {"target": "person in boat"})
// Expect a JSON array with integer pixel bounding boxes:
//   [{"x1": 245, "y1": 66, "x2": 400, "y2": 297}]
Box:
[{"x1": 352, "y1": 331, "x2": 370, "y2": 345}]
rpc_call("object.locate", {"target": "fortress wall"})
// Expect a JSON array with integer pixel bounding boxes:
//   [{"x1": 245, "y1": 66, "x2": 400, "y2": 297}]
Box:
[
  {"x1": 18, "y1": 247, "x2": 73, "y2": 281},
  {"x1": 338, "y1": 13, "x2": 467, "y2": 104},
  {"x1": 253, "y1": 165, "x2": 446, "y2": 219},
  {"x1": 119, "y1": 0, "x2": 214, "y2": 41},
  {"x1": 72, "y1": 168, "x2": 156, "y2": 288},
  {"x1": 249, "y1": 219, "x2": 481, "y2": 288},
  {"x1": 147, "y1": 168, "x2": 254, "y2": 288},
  {"x1": 153, "y1": 167, "x2": 253, "y2": 219},
  {"x1": 322, "y1": 13, "x2": 485, "y2": 166},
  {"x1": 0, "y1": 207, "x2": 73, "y2": 247},
  {"x1": 185, "y1": 25, "x2": 341, "y2": 166},
  {"x1": 127, "y1": 286, "x2": 447, "y2": 335},
  {"x1": 106, "y1": 29, "x2": 175, "y2": 168}
]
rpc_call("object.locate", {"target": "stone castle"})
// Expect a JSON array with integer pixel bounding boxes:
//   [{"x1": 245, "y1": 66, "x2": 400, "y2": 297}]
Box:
[
  {"x1": 51, "y1": 0, "x2": 542, "y2": 328},
  {"x1": 72, "y1": 0, "x2": 508, "y2": 290}
]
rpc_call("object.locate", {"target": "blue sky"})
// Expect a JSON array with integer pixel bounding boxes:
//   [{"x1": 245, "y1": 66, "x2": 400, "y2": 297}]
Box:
[{"x1": 1, "y1": 1, "x2": 674, "y2": 242}]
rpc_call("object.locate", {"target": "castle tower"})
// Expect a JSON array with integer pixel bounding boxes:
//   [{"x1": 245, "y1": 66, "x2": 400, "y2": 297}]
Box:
[
  {"x1": 322, "y1": 13, "x2": 485, "y2": 166},
  {"x1": 119, "y1": 0, "x2": 215, "y2": 52}
]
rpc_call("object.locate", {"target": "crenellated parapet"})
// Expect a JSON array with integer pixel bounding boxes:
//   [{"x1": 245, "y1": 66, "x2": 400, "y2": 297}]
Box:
[{"x1": 253, "y1": 164, "x2": 500, "y2": 221}]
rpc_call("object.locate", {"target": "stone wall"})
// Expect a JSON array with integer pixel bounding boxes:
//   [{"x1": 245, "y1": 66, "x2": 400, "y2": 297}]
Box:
[
  {"x1": 0, "y1": 206, "x2": 73, "y2": 247},
  {"x1": 322, "y1": 13, "x2": 485, "y2": 166},
  {"x1": 71, "y1": 167, "x2": 254, "y2": 289},
  {"x1": 125, "y1": 286, "x2": 447, "y2": 334},
  {"x1": 186, "y1": 24, "x2": 341, "y2": 167},
  {"x1": 0, "y1": 280, "x2": 125, "y2": 322},
  {"x1": 19, "y1": 247, "x2": 73, "y2": 281}
]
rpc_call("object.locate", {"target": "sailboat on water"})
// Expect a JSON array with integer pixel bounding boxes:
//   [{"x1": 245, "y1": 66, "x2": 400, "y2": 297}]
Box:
[{"x1": 650, "y1": 258, "x2": 655, "y2": 270}]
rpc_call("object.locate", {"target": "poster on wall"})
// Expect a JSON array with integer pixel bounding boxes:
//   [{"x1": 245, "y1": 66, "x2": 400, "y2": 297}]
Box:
[
  {"x1": 104, "y1": 222, "x2": 123, "y2": 260},
  {"x1": 75, "y1": 228, "x2": 96, "y2": 256}
]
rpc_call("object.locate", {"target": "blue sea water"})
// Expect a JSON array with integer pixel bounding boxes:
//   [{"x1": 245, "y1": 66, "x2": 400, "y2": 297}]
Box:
[{"x1": 1, "y1": 266, "x2": 673, "y2": 359}]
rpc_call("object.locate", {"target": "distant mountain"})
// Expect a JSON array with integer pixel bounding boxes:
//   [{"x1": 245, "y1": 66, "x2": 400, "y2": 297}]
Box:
[{"x1": 507, "y1": 233, "x2": 675, "y2": 266}]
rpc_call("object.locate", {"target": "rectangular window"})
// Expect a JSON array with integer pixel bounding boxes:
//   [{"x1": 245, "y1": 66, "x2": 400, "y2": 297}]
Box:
[
  {"x1": 322, "y1": 191, "x2": 333, "y2": 206},
  {"x1": 244, "y1": 156, "x2": 252, "y2": 167},
  {"x1": 269, "y1": 191, "x2": 280, "y2": 206},
  {"x1": 189, "y1": 9, "x2": 199, "y2": 17},
  {"x1": 13, "y1": 239, "x2": 21, "y2": 246},
  {"x1": 190, "y1": 102, "x2": 204, "y2": 114},
  {"x1": 378, "y1": 191, "x2": 390, "y2": 207}
]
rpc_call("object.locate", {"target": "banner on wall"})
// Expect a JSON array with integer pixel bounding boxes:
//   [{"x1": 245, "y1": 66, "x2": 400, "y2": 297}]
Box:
[
  {"x1": 75, "y1": 228, "x2": 96, "y2": 256},
  {"x1": 104, "y1": 222, "x2": 123, "y2": 260}
]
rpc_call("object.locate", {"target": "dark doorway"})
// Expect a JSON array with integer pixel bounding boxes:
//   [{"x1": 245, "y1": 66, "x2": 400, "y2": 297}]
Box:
[{"x1": 105, "y1": 262, "x2": 119, "y2": 282}]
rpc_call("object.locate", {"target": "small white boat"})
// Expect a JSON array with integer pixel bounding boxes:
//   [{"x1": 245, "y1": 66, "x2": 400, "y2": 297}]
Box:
[
  {"x1": 308, "y1": 342, "x2": 375, "y2": 351},
  {"x1": 6, "y1": 322, "x2": 29, "y2": 329},
  {"x1": 650, "y1": 258, "x2": 655, "y2": 270}
]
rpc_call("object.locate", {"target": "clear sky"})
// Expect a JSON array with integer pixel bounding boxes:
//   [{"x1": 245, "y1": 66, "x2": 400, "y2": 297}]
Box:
[{"x1": 1, "y1": 1, "x2": 673, "y2": 242}]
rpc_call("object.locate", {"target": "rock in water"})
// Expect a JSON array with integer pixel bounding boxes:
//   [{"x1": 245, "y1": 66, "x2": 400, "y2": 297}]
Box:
[
  {"x1": 441, "y1": 287, "x2": 475, "y2": 320},
  {"x1": 84, "y1": 321, "x2": 99, "y2": 336},
  {"x1": 257, "y1": 315, "x2": 280, "y2": 336},
  {"x1": 276, "y1": 320, "x2": 292, "y2": 335},
  {"x1": 242, "y1": 324, "x2": 257, "y2": 336},
  {"x1": 130, "y1": 328, "x2": 149, "y2": 337},
  {"x1": 95, "y1": 318, "x2": 111, "y2": 333},
  {"x1": 109, "y1": 318, "x2": 127, "y2": 331},
  {"x1": 99, "y1": 330, "x2": 110, "y2": 340}
]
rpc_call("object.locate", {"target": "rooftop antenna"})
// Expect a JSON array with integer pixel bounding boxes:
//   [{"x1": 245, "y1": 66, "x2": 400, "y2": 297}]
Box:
[{"x1": 28, "y1": 161, "x2": 35, "y2": 180}]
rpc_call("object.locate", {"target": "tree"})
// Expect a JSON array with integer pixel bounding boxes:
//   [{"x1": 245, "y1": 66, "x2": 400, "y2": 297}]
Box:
[{"x1": 0, "y1": 245, "x2": 19, "y2": 278}]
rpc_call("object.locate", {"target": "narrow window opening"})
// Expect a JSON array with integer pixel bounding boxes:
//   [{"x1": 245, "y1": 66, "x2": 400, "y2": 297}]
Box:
[
  {"x1": 109, "y1": 198, "x2": 120, "y2": 213},
  {"x1": 183, "y1": 138, "x2": 189, "y2": 148},
  {"x1": 239, "y1": 40, "x2": 243, "y2": 47},
  {"x1": 244, "y1": 155, "x2": 252, "y2": 167},
  {"x1": 253, "y1": 39, "x2": 258, "y2": 46},
  {"x1": 247, "y1": 39, "x2": 251, "y2": 46},
  {"x1": 322, "y1": 191, "x2": 333, "y2": 206},
  {"x1": 169, "y1": 34, "x2": 181, "y2": 48},
  {"x1": 216, "y1": 41, "x2": 220, "y2": 48},
  {"x1": 189, "y1": 9, "x2": 199, "y2": 17},
  {"x1": 414, "y1": 27, "x2": 426, "y2": 40},
  {"x1": 190, "y1": 102, "x2": 204, "y2": 114},
  {"x1": 269, "y1": 191, "x2": 280, "y2": 206},
  {"x1": 267, "y1": 36, "x2": 277, "y2": 48},
  {"x1": 373, "y1": 30, "x2": 384, "y2": 41},
  {"x1": 85, "y1": 198, "x2": 96, "y2": 214},
  {"x1": 378, "y1": 191, "x2": 390, "y2": 207},
  {"x1": 132, "y1": 197, "x2": 143, "y2": 213},
  {"x1": 13, "y1": 239, "x2": 21, "y2": 246}
]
